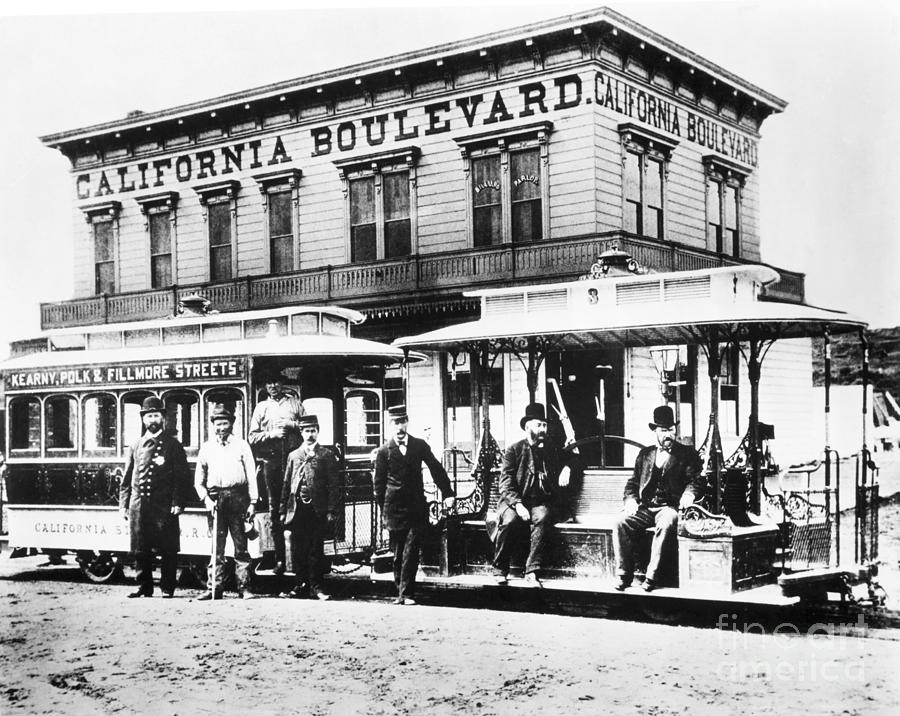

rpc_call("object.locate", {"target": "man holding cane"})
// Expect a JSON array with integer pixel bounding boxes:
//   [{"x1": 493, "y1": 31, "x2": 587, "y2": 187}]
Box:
[{"x1": 195, "y1": 406, "x2": 259, "y2": 600}]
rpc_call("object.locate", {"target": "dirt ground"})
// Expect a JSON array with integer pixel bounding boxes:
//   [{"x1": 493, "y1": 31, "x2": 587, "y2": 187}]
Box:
[{"x1": 1, "y1": 557, "x2": 899, "y2": 716}]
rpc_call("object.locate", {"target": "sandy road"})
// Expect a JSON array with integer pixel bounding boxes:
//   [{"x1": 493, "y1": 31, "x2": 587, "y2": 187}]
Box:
[{"x1": 2, "y1": 556, "x2": 899, "y2": 716}]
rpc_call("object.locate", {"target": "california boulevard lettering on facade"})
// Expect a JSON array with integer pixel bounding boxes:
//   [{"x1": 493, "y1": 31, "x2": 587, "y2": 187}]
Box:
[{"x1": 6, "y1": 359, "x2": 244, "y2": 389}]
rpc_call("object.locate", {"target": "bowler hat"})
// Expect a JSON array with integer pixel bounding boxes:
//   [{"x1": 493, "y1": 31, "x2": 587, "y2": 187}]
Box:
[
  {"x1": 209, "y1": 405, "x2": 235, "y2": 423},
  {"x1": 298, "y1": 414, "x2": 319, "y2": 429},
  {"x1": 649, "y1": 405, "x2": 677, "y2": 430},
  {"x1": 387, "y1": 405, "x2": 409, "y2": 422},
  {"x1": 520, "y1": 402, "x2": 547, "y2": 430},
  {"x1": 139, "y1": 396, "x2": 165, "y2": 416}
]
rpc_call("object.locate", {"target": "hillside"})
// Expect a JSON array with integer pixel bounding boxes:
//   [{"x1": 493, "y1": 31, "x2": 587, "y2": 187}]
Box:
[{"x1": 811, "y1": 326, "x2": 900, "y2": 396}]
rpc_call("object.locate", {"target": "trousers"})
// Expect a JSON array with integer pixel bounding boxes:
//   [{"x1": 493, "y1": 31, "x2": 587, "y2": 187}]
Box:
[
  {"x1": 261, "y1": 458, "x2": 286, "y2": 566},
  {"x1": 286, "y1": 502, "x2": 326, "y2": 591},
  {"x1": 134, "y1": 550, "x2": 177, "y2": 595},
  {"x1": 390, "y1": 524, "x2": 425, "y2": 600},
  {"x1": 492, "y1": 503, "x2": 551, "y2": 576},
  {"x1": 614, "y1": 505, "x2": 678, "y2": 583},
  {"x1": 207, "y1": 488, "x2": 252, "y2": 592}
]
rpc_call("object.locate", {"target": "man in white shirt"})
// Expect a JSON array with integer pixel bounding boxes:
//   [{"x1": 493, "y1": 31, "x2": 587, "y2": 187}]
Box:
[{"x1": 195, "y1": 405, "x2": 259, "y2": 600}]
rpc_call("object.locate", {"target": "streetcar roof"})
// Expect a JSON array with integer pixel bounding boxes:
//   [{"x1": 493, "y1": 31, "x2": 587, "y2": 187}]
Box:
[{"x1": 394, "y1": 264, "x2": 867, "y2": 351}]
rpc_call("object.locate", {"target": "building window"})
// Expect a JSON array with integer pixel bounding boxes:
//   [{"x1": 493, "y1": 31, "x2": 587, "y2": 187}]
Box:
[
  {"x1": 137, "y1": 191, "x2": 179, "y2": 288},
  {"x1": 336, "y1": 147, "x2": 418, "y2": 263},
  {"x1": 252, "y1": 167, "x2": 302, "y2": 275},
  {"x1": 618, "y1": 123, "x2": 678, "y2": 241},
  {"x1": 456, "y1": 121, "x2": 552, "y2": 247},
  {"x1": 195, "y1": 180, "x2": 240, "y2": 282},
  {"x1": 82, "y1": 201, "x2": 121, "y2": 296},
  {"x1": 704, "y1": 156, "x2": 749, "y2": 258}
]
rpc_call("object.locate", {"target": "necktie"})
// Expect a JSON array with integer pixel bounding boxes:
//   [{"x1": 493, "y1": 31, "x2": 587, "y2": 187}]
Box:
[{"x1": 398, "y1": 439, "x2": 407, "y2": 456}]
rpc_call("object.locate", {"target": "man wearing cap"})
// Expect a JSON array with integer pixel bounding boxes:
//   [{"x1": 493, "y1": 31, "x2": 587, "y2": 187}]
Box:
[
  {"x1": 614, "y1": 405, "x2": 704, "y2": 592},
  {"x1": 194, "y1": 405, "x2": 259, "y2": 600},
  {"x1": 248, "y1": 368, "x2": 305, "y2": 575},
  {"x1": 119, "y1": 396, "x2": 191, "y2": 598},
  {"x1": 374, "y1": 405, "x2": 455, "y2": 605},
  {"x1": 492, "y1": 402, "x2": 577, "y2": 587},
  {"x1": 280, "y1": 415, "x2": 340, "y2": 600}
]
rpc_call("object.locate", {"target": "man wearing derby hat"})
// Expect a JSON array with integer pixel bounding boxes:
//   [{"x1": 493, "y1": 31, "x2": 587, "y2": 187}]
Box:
[
  {"x1": 492, "y1": 402, "x2": 578, "y2": 587},
  {"x1": 614, "y1": 405, "x2": 704, "y2": 592},
  {"x1": 119, "y1": 396, "x2": 191, "y2": 598},
  {"x1": 280, "y1": 414, "x2": 340, "y2": 600},
  {"x1": 248, "y1": 366, "x2": 306, "y2": 575},
  {"x1": 374, "y1": 405, "x2": 455, "y2": 605},
  {"x1": 194, "y1": 405, "x2": 259, "y2": 600}
]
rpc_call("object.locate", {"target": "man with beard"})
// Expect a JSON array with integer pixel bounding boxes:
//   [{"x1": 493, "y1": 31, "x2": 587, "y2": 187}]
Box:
[
  {"x1": 280, "y1": 415, "x2": 339, "y2": 601},
  {"x1": 374, "y1": 405, "x2": 455, "y2": 605},
  {"x1": 614, "y1": 405, "x2": 704, "y2": 592},
  {"x1": 248, "y1": 368, "x2": 305, "y2": 576},
  {"x1": 492, "y1": 402, "x2": 576, "y2": 587},
  {"x1": 119, "y1": 396, "x2": 191, "y2": 598}
]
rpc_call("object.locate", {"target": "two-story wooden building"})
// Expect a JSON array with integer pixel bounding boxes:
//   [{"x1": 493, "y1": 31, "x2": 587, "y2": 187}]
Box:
[{"x1": 31, "y1": 7, "x2": 820, "y2": 468}]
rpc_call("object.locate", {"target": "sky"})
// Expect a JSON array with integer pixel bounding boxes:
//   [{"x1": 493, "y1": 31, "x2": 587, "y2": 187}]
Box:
[{"x1": 0, "y1": 0, "x2": 898, "y2": 361}]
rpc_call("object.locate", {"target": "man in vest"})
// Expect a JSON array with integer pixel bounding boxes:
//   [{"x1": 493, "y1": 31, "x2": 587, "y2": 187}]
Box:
[
  {"x1": 374, "y1": 405, "x2": 455, "y2": 605},
  {"x1": 119, "y1": 396, "x2": 191, "y2": 598}
]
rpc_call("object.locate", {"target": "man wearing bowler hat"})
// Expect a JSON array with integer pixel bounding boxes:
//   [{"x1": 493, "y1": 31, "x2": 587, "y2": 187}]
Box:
[
  {"x1": 614, "y1": 405, "x2": 704, "y2": 592},
  {"x1": 194, "y1": 405, "x2": 259, "y2": 600},
  {"x1": 119, "y1": 396, "x2": 191, "y2": 598},
  {"x1": 374, "y1": 405, "x2": 455, "y2": 605},
  {"x1": 280, "y1": 414, "x2": 340, "y2": 600},
  {"x1": 248, "y1": 367, "x2": 305, "y2": 575},
  {"x1": 492, "y1": 402, "x2": 577, "y2": 587}
]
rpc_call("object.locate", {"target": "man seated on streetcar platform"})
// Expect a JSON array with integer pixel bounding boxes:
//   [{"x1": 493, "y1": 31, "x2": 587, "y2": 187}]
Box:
[
  {"x1": 248, "y1": 367, "x2": 305, "y2": 576},
  {"x1": 614, "y1": 405, "x2": 704, "y2": 593},
  {"x1": 491, "y1": 402, "x2": 578, "y2": 588}
]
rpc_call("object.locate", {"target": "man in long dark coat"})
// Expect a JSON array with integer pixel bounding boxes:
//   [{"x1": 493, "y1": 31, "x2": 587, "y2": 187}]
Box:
[
  {"x1": 119, "y1": 396, "x2": 191, "y2": 598},
  {"x1": 374, "y1": 405, "x2": 455, "y2": 605}
]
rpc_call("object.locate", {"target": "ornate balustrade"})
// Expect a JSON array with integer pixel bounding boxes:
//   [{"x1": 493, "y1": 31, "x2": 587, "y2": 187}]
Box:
[{"x1": 40, "y1": 231, "x2": 806, "y2": 329}]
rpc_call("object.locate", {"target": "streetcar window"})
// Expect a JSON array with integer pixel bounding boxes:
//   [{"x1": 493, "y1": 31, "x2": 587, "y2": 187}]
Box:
[
  {"x1": 321, "y1": 315, "x2": 348, "y2": 337},
  {"x1": 122, "y1": 391, "x2": 154, "y2": 447},
  {"x1": 124, "y1": 328, "x2": 160, "y2": 347},
  {"x1": 162, "y1": 324, "x2": 200, "y2": 345},
  {"x1": 10, "y1": 396, "x2": 41, "y2": 451},
  {"x1": 202, "y1": 322, "x2": 241, "y2": 342},
  {"x1": 291, "y1": 313, "x2": 318, "y2": 335},
  {"x1": 345, "y1": 389, "x2": 382, "y2": 452},
  {"x1": 164, "y1": 391, "x2": 200, "y2": 450},
  {"x1": 204, "y1": 389, "x2": 245, "y2": 440},
  {"x1": 244, "y1": 317, "x2": 287, "y2": 339},
  {"x1": 87, "y1": 331, "x2": 123, "y2": 350},
  {"x1": 83, "y1": 393, "x2": 117, "y2": 452},
  {"x1": 45, "y1": 395, "x2": 77, "y2": 450}
]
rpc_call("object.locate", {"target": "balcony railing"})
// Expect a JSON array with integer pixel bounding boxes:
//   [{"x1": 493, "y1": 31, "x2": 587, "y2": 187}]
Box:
[{"x1": 40, "y1": 231, "x2": 805, "y2": 329}]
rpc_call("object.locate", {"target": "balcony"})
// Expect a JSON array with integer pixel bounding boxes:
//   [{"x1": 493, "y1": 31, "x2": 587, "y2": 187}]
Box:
[{"x1": 40, "y1": 231, "x2": 805, "y2": 330}]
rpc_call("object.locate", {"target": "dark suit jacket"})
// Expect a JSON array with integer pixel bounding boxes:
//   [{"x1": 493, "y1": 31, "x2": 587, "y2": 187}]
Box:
[
  {"x1": 280, "y1": 444, "x2": 340, "y2": 524},
  {"x1": 374, "y1": 435, "x2": 454, "y2": 531},
  {"x1": 624, "y1": 442, "x2": 704, "y2": 508},
  {"x1": 119, "y1": 431, "x2": 190, "y2": 553},
  {"x1": 497, "y1": 438, "x2": 575, "y2": 513}
]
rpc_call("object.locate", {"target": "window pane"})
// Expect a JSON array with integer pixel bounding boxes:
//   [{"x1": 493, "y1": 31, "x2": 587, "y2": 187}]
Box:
[
  {"x1": 725, "y1": 184, "x2": 738, "y2": 229},
  {"x1": 350, "y1": 177, "x2": 375, "y2": 225},
  {"x1": 385, "y1": 220, "x2": 411, "y2": 257},
  {"x1": 46, "y1": 395, "x2": 77, "y2": 450},
  {"x1": 94, "y1": 221, "x2": 114, "y2": 261},
  {"x1": 512, "y1": 200, "x2": 542, "y2": 243},
  {"x1": 474, "y1": 205, "x2": 502, "y2": 247},
  {"x1": 149, "y1": 212, "x2": 171, "y2": 254},
  {"x1": 646, "y1": 207, "x2": 663, "y2": 240},
  {"x1": 151, "y1": 254, "x2": 172, "y2": 288},
  {"x1": 472, "y1": 155, "x2": 501, "y2": 208},
  {"x1": 383, "y1": 172, "x2": 410, "y2": 221},
  {"x1": 269, "y1": 190, "x2": 292, "y2": 238},
  {"x1": 511, "y1": 149, "x2": 540, "y2": 201},
  {"x1": 11, "y1": 397, "x2": 41, "y2": 450},
  {"x1": 271, "y1": 235, "x2": 293, "y2": 274},
  {"x1": 96, "y1": 262, "x2": 115, "y2": 295},
  {"x1": 624, "y1": 200, "x2": 641, "y2": 235},
  {"x1": 646, "y1": 158, "x2": 663, "y2": 210},
  {"x1": 209, "y1": 202, "x2": 231, "y2": 248},
  {"x1": 84, "y1": 394, "x2": 117, "y2": 451},
  {"x1": 345, "y1": 389, "x2": 382, "y2": 450},
  {"x1": 623, "y1": 152, "x2": 641, "y2": 203},
  {"x1": 211, "y1": 245, "x2": 232, "y2": 281},
  {"x1": 165, "y1": 392, "x2": 200, "y2": 449},
  {"x1": 351, "y1": 224, "x2": 377, "y2": 262},
  {"x1": 707, "y1": 179, "x2": 722, "y2": 248}
]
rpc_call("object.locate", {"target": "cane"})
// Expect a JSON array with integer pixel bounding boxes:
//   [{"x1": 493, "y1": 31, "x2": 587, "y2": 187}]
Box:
[{"x1": 210, "y1": 494, "x2": 218, "y2": 601}]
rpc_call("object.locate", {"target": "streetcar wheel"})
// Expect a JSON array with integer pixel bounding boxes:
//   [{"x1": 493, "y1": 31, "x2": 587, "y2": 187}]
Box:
[{"x1": 76, "y1": 551, "x2": 122, "y2": 583}]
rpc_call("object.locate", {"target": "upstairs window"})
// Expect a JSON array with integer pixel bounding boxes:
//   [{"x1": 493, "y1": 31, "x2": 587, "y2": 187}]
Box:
[
  {"x1": 618, "y1": 124, "x2": 678, "y2": 241},
  {"x1": 195, "y1": 180, "x2": 240, "y2": 282},
  {"x1": 456, "y1": 122, "x2": 552, "y2": 247},
  {"x1": 137, "y1": 192, "x2": 179, "y2": 289},
  {"x1": 82, "y1": 202, "x2": 121, "y2": 295},
  {"x1": 336, "y1": 147, "x2": 418, "y2": 263},
  {"x1": 252, "y1": 168, "x2": 302, "y2": 274},
  {"x1": 704, "y1": 156, "x2": 749, "y2": 258}
]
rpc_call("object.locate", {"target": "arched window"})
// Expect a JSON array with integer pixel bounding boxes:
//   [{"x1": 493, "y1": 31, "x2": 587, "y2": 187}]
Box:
[
  {"x1": 83, "y1": 393, "x2": 118, "y2": 454},
  {"x1": 45, "y1": 395, "x2": 78, "y2": 452},
  {"x1": 203, "y1": 388, "x2": 246, "y2": 441},
  {"x1": 344, "y1": 389, "x2": 382, "y2": 455},
  {"x1": 122, "y1": 390, "x2": 155, "y2": 448},
  {"x1": 163, "y1": 390, "x2": 200, "y2": 453},
  {"x1": 9, "y1": 396, "x2": 41, "y2": 453}
]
